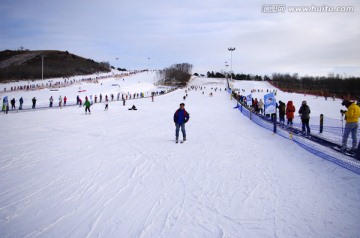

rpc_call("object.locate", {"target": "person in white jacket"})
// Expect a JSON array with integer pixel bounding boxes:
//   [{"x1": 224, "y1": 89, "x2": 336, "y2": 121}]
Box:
[{"x1": 258, "y1": 99, "x2": 264, "y2": 114}]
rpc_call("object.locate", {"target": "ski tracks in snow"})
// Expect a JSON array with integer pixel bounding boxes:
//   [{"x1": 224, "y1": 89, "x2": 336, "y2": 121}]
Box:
[
  {"x1": 2, "y1": 77, "x2": 359, "y2": 237},
  {"x1": 139, "y1": 178, "x2": 187, "y2": 238},
  {"x1": 127, "y1": 144, "x2": 189, "y2": 238}
]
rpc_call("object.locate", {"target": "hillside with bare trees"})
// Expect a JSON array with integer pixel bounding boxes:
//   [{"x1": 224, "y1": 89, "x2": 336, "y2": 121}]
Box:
[{"x1": 0, "y1": 50, "x2": 111, "y2": 82}]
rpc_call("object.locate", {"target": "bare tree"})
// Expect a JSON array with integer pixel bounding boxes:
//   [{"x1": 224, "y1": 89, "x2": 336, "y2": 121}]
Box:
[{"x1": 156, "y1": 63, "x2": 193, "y2": 86}]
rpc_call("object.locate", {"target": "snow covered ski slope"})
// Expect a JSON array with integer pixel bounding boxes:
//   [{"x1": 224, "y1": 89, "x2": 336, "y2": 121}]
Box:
[{"x1": 0, "y1": 73, "x2": 359, "y2": 237}]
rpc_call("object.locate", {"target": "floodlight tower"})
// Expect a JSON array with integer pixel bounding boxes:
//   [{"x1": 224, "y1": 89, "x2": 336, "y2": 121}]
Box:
[
  {"x1": 228, "y1": 47, "x2": 235, "y2": 80},
  {"x1": 225, "y1": 61, "x2": 229, "y2": 79}
]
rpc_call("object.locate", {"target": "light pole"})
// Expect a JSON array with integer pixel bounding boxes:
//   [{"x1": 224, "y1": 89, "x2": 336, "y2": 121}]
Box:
[
  {"x1": 225, "y1": 61, "x2": 230, "y2": 91},
  {"x1": 228, "y1": 47, "x2": 235, "y2": 80},
  {"x1": 225, "y1": 61, "x2": 229, "y2": 79}
]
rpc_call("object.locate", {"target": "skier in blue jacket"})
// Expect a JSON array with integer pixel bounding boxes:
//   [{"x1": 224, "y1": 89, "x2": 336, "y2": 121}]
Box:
[{"x1": 174, "y1": 103, "x2": 190, "y2": 143}]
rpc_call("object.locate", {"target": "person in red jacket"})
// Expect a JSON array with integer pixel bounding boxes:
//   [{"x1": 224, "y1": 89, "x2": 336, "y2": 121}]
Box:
[{"x1": 286, "y1": 101, "x2": 296, "y2": 126}]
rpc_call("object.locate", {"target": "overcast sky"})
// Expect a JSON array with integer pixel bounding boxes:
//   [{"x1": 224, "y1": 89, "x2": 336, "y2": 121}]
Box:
[{"x1": 1, "y1": 0, "x2": 360, "y2": 76}]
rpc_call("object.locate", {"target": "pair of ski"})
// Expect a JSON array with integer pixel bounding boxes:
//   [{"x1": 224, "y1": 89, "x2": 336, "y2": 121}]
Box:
[
  {"x1": 288, "y1": 128, "x2": 311, "y2": 138},
  {"x1": 333, "y1": 146, "x2": 359, "y2": 159},
  {"x1": 175, "y1": 140, "x2": 186, "y2": 144},
  {"x1": 288, "y1": 127, "x2": 359, "y2": 160}
]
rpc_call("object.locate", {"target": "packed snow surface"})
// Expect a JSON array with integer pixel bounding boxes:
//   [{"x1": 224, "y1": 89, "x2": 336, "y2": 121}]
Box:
[{"x1": 1, "y1": 72, "x2": 359, "y2": 238}]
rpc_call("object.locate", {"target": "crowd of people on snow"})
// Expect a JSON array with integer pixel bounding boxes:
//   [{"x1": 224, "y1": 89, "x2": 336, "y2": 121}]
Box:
[
  {"x1": 2, "y1": 74, "x2": 116, "y2": 92},
  {"x1": 232, "y1": 90, "x2": 308, "y2": 129},
  {"x1": 231, "y1": 88, "x2": 360, "y2": 154},
  {"x1": 2, "y1": 82, "x2": 359, "y2": 155},
  {"x1": 1, "y1": 69, "x2": 176, "y2": 114},
  {"x1": 1, "y1": 87, "x2": 175, "y2": 113},
  {"x1": 1, "y1": 70, "x2": 150, "y2": 93}
]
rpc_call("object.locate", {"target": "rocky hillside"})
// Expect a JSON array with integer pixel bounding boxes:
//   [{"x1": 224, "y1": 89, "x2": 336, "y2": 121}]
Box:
[{"x1": 0, "y1": 50, "x2": 111, "y2": 82}]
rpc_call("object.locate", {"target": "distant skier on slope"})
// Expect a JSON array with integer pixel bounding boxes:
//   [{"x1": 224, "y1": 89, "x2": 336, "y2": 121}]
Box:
[
  {"x1": 49, "y1": 96, "x2": 54, "y2": 107},
  {"x1": 173, "y1": 103, "x2": 190, "y2": 143},
  {"x1": 32, "y1": 97, "x2": 37, "y2": 109},
  {"x1": 104, "y1": 97, "x2": 108, "y2": 111},
  {"x1": 84, "y1": 98, "x2": 91, "y2": 114},
  {"x1": 128, "y1": 105, "x2": 137, "y2": 110},
  {"x1": 59, "y1": 95, "x2": 62, "y2": 108},
  {"x1": 10, "y1": 98, "x2": 16, "y2": 110},
  {"x1": 19, "y1": 97, "x2": 23, "y2": 110}
]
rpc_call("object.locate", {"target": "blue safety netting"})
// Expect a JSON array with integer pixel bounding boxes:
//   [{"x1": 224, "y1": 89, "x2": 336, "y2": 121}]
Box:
[{"x1": 233, "y1": 102, "x2": 360, "y2": 175}]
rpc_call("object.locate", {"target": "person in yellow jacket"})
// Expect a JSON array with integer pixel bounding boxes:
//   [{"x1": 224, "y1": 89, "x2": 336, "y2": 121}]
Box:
[{"x1": 341, "y1": 100, "x2": 360, "y2": 151}]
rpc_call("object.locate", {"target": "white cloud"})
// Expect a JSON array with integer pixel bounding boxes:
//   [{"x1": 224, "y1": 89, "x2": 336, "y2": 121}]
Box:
[{"x1": 1, "y1": 0, "x2": 359, "y2": 76}]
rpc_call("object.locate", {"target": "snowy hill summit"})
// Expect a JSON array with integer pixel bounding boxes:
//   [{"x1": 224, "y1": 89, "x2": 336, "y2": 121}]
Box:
[{"x1": 0, "y1": 72, "x2": 359, "y2": 238}]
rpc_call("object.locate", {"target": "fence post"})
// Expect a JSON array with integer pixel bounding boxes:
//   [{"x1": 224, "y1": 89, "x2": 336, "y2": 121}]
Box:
[
  {"x1": 320, "y1": 114, "x2": 324, "y2": 133},
  {"x1": 273, "y1": 115, "x2": 277, "y2": 133}
]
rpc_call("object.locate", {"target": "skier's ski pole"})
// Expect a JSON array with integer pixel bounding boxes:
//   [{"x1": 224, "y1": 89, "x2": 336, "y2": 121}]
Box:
[{"x1": 341, "y1": 112, "x2": 344, "y2": 135}]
